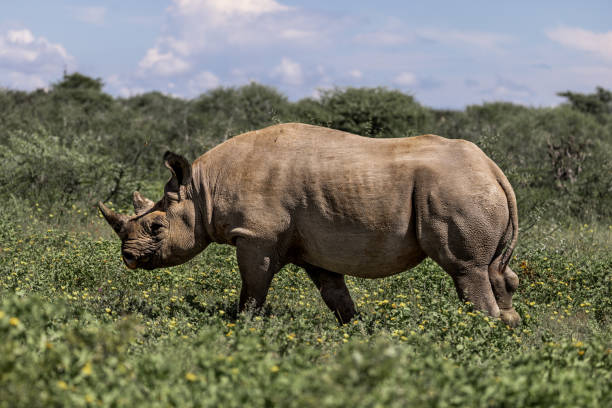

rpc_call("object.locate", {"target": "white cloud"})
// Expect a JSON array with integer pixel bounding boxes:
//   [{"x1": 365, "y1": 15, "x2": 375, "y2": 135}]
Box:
[
  {"x1": 272, "y1": 57, "x2": 303, "y2": 85},
  {"x1": 138, "y1": 0, "x2": 328, "y2": 77},
  {"x1": 6, "y1": 71, "x2": 47, "y2": 90},
  {"x1": 105, "y1": 74, "x2": 122, "y2": 87},
  {"x1": 72, "y1": 6, "x2": 107, "y2": 25},
  {"x1": 117, "y1": 87, "x2": 146, "y2": 98},
  {"x1": 547, "y1": 27, "x2": 612, "y2": 60},
  {"x1": 349, "y1": 69, "x2": 363, "y2": 79},
  {"x1": 188, "y1": 70, "x2": 220, "y2": 95},
  {"x1": 172, "y1": 0, "x2": 289, "y2": 22},
  {"x1": 0, "y1": 29, "x2": 74, "y2": 90},
  {"x1": 7, "y1": 29, "x2": 34, "y2": 45},
  {"x1": 394, "y1": 72, "x2": 416, "y2": 86},
  {"x1": 160, "y1": 37, "x2": 191, "y2": 56},
  {"x1": 165, "y1": 0, "x2": 295, "y2": 51},
  {"x1": 138, "y1": 0, "x2": 306, "y2": 78},
  {"x1": 106, "y1": 75, "x2": 146, "y2": 97},
  {"x1": 0, "y1": 29, "x2": 71, "y2": 67},
  {"x1": 138, "y1": 48, "x2": 190, "y2": 76}
]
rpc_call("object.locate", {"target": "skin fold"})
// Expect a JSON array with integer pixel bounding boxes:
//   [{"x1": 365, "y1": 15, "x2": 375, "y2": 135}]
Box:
[{"x1": 99, "y1": 123, "x2": 520, "y2": 327}]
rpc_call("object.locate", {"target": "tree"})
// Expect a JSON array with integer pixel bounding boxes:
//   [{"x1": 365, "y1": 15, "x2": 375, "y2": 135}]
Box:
[
  {"x1": 558, "y1": 87, "x2": 612, "y2": 117},
  {"x1": 295, "y1": 87, "x2": 432, "y2": 138},
  {"x1": 52, "y1": 72, "x2": 105, "y2": 92}
]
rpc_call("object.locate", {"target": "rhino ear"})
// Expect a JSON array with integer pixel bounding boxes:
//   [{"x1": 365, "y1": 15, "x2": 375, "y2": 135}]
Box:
[
  {"x1": 164, "y1": 151, "x2": 192, "y2": 187},
  {"x1": 133, "y1": 191, "x2": 155, "y2": 215},
  {"x1": 163, "y1": 151, "x2": 192, "y2": 201}
]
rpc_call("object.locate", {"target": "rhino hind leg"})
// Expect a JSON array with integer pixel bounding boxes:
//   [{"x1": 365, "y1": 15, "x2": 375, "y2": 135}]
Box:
[
  {"x1": 415, "y1": 191, "x2": 520, "y2": 326},
  {"x1": 304, "y1": 264, "x2": 357, "y2": 325},
  {"x1": 235, "y1": 238, "x2": 283, "y2": 313},
  {"x1": 451, "y1": 267, "x2": 501, "y2": 319},
  {"x1": 488, "y1": 261, "x2": 521, "y2": 327}
]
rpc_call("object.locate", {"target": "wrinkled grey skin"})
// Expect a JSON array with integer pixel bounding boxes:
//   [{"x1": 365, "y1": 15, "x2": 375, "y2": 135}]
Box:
[{"x1": 99, "y1": 123, "x2": 520, "y2": 327}]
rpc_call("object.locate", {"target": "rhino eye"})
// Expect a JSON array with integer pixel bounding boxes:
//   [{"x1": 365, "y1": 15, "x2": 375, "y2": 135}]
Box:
[{"x1": 150, "y1": 221, "x2": 164, "y2": 234}]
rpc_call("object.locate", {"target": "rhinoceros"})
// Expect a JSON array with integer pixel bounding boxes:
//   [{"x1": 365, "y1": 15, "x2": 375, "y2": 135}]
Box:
[{"x1": 99, "y1": 123, "x2": 520, "y2": 327}]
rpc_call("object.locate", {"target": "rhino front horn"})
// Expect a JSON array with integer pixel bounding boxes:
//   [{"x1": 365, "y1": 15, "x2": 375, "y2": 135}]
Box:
[{"x1": 98, "y1": 201, "x2": 128, "y2": 236}]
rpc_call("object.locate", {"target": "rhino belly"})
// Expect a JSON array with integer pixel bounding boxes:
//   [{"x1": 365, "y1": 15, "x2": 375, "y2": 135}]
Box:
[{"x1": 296, "y1": 224, "x2": 425, "y2": 278}]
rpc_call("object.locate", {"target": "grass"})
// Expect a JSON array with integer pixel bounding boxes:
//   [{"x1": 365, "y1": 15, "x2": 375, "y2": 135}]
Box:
[{"x1": 0, "y1": 207, "x2": 611, "y2": 407}]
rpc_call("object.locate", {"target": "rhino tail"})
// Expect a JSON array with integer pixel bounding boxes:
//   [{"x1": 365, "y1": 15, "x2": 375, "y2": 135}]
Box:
[{"x1": 493, "y1": 172, "x2": 519, "y2": 274}]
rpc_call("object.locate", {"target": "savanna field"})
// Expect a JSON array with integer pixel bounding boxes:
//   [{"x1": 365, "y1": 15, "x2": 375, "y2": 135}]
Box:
[{"x1": 1, "y1": 75, "x2": 611, "y2": 407}]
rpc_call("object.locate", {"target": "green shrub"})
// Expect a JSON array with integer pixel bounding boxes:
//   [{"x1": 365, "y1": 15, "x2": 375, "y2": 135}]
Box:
[
  {"x1": 0, "y1": 130, "x2": 130, "y2": 209},
  {"x1": 294, "y1": 87, "x2": 433, "y2": 138},
  {"x1": 0, "y1": 208, "x2": 610, "y2": 407},
  {"x1": 0, "y1": 76, "x2": 611, "y2": 406}
]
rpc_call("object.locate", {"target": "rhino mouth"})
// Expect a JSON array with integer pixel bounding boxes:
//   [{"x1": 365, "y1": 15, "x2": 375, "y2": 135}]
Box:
[
  {"x1": 122, "y1": 251, "x2": 155, "y2": 270},
  {"x1": 124, "y1": 256, "x2": 138, "y2": 269}
]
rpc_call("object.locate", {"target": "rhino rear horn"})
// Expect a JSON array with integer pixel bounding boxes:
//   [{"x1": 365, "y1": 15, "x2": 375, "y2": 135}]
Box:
[
  {"x1": 98, "y1": 201, "x2": 128, "y2": 236},
  {"x1": 132, "y1": 191, "x2": 155, "y2": 215}
]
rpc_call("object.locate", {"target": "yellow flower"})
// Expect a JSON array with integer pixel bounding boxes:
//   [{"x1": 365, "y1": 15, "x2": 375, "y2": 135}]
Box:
[
  {"x1": 270, "y1": 365, "x2": 280, "y2": 373},
  {"x1": 185, "y1": 372, "x2": 197, "y2": 382},
  {"x1": 82, "y1": 362, "x2": 92, "y2": 376},
  {"x1": 57, "y1": 381, "x2": 68, "y2": 390},
  {"x1": 9, "y1": 317, "x2": 20, "y2": 326}
]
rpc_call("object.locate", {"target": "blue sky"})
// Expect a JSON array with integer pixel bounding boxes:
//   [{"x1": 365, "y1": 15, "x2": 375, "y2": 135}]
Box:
[{"x1": 1, "y1": 0, "x2": 611, "y2": 108}]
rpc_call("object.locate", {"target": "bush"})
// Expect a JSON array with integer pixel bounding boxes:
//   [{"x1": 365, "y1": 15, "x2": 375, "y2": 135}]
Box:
[
  {"x1": 294, "y1": 87, "x2": 433, "y2": 138},
  {"x1": 0, "y1": 130, "x2": 130, "y2": 209},
  {"x1": 0, "y1": 207, "x2": 610, "y2": 407}
]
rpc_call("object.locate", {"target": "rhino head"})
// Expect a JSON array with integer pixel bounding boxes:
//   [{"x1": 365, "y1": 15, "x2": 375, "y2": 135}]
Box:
[{"x1": 98, "y1": 151, "x2": 209, "y2": 270}]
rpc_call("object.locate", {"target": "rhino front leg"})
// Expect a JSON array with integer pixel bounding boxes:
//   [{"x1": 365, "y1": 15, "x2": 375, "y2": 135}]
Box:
[
  {"x1": 305, "y1": 264, "x2": 356, "y2": 325},
  {"x1": 236, "y1": 238, "x2": 282, "y2": 313}
]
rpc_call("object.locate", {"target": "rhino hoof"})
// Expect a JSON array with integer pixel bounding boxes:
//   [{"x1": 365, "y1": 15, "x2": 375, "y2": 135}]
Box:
[{"x1": 500, "y1": 308, "x2": 521, "y2": 328}]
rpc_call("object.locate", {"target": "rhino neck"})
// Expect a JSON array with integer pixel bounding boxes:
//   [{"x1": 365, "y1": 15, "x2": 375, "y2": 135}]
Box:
[{"x1": 191, "y1": 158, "x2": 219, "y2": 245}]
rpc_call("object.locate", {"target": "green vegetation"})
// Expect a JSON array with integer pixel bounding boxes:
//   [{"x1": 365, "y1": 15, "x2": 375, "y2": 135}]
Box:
[{"x1": 0, "y1": 74, "x2": 610, "y2": 407}]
